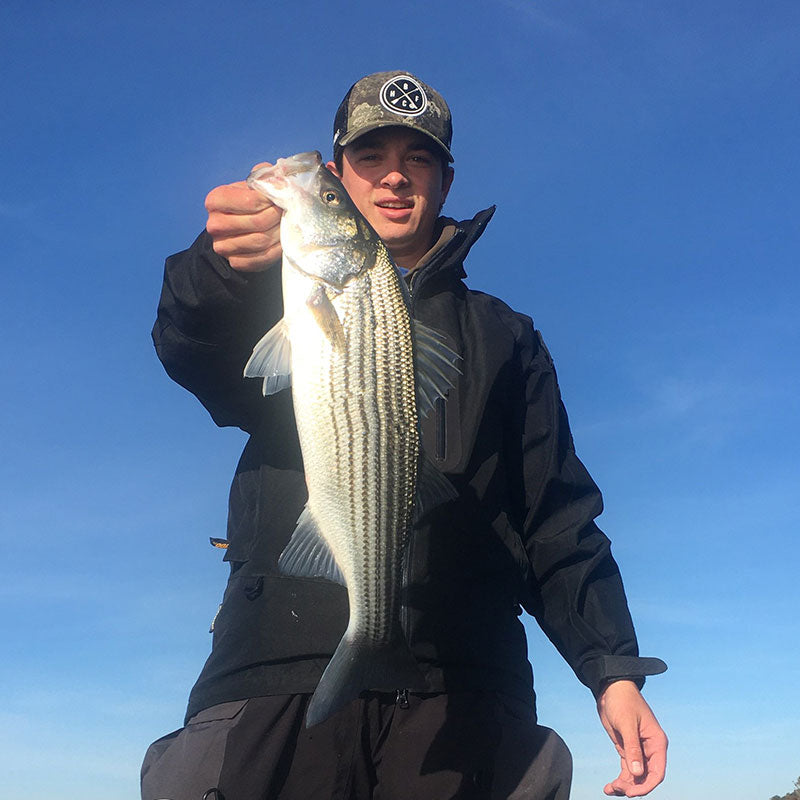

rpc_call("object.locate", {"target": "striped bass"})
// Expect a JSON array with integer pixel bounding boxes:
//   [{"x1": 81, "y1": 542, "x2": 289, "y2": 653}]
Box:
[{"x1": 244, "y1": 151, "x2": 459, "y2": 727}]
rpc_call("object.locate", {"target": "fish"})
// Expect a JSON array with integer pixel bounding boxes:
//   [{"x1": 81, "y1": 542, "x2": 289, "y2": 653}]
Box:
[{"x1": 243, "y1": 151, "x2": 460, "y2": 727}]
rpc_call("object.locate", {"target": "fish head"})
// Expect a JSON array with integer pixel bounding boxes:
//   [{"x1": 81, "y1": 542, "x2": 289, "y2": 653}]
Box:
[{"x1": 247, "y1": 151, "x2": 381, "y2": 289}]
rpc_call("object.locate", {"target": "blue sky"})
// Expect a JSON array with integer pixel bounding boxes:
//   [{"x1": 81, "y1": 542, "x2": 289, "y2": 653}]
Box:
[{"x1": 2, "y1": 1, "x2": 798, "y2": 798}]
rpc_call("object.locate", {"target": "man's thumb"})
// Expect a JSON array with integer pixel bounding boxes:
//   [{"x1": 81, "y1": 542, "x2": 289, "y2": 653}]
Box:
[{"x1": 624, "y1": 740, "x2": 645, "y2": 777}]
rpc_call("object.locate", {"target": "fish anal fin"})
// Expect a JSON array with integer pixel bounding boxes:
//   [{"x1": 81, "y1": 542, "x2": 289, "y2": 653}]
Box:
[
  {"x1": 244, "y1": 319, "x2": 292, "y2": 395},
  {"x1": 278, "y1": 505, "x2": 346, "y2": 586}
]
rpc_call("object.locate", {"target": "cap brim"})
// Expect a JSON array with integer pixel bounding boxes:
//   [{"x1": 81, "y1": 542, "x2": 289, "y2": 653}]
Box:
[{"x1": 337, "y1": 121, "x2": 454, "y2": 163}]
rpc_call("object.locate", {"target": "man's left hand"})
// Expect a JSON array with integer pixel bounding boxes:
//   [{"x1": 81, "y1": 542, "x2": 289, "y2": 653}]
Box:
[{"x1": 596, "y1": 679, "x2": 668, "y2": 797}]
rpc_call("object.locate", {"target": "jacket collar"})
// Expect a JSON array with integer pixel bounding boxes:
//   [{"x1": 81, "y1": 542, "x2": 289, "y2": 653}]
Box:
[{"x1": 409, "y1": 206, "x2": 496, "y2": 289}]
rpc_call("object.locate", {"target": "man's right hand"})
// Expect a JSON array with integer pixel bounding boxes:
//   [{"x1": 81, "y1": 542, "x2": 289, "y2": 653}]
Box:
[{"x1": 205, "y1": 163, "x2": 282, "y2": 271}]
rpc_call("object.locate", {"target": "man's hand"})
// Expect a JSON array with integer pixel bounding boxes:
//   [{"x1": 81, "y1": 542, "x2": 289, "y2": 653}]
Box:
[
  {"x1": 205, "y1": 163, "x2": 282, "y2": 271},
  {"x1": 596, "y1": 679, "x2": 667, "y2": 797}
]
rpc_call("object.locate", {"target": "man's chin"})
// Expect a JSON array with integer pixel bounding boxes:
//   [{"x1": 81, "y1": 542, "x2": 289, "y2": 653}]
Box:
[{"x1": 372, "y1": 225, "x2": 416, "y2": 250}]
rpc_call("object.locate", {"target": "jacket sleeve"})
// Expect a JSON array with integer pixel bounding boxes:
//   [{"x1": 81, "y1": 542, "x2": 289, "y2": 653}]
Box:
[
  {"x1": 152, "y1": 230, "x2": 283, "y2": 433},
  {"x1": 516, "y1": 322, "x2": 666, "y2": 697}
]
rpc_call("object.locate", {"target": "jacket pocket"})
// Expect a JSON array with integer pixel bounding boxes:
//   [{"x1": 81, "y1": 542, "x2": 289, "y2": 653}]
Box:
[
  {"x1": 422, "y1": 387, "x2": 462, "y2": 470},
  {"x1": 434, "y1": 396, "x2": 447, "y2": 461}
]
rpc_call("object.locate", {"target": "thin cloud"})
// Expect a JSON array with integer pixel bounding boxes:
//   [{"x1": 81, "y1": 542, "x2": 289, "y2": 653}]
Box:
[
  {"x1": 630, "y1": 597, "x2": 739, "y2": 630},
  {"x1": 496, "y1": 0, "x2": 584, "y2": 39},
  {"x1": 574, "y1": 370, "x2": 760, "y2": 450},
  {"x1": 0, "y1": 199, "x2": 36, "y2": 221}
]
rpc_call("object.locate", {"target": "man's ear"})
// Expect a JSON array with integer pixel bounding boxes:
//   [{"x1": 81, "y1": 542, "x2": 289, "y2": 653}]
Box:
[
  {"x1": 326, "y1": 160, "x2": 342, "y2": 179},
  {"x1": 440, "y1": 166, "x2": 455, "y2": 209}
]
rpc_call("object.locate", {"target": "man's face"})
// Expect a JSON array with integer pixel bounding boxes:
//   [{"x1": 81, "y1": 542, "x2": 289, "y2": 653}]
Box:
[{"x1": 326, "y1": 127, "x2": 454, "y2": 269}]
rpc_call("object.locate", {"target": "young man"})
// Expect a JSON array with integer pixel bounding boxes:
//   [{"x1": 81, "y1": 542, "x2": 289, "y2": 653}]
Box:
[{"x1": 143, "y1": 71, "x2": 667, "y2": 799}]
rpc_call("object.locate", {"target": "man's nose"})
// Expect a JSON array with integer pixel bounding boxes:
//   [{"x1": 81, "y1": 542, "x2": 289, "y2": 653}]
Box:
[{"x1": 381, "y1": 164, "x2": 409, "y2": 188}]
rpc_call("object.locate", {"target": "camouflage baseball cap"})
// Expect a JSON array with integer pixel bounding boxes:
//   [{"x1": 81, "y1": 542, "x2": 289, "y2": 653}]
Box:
[{"x1": 333, "y1": 71, "x2": 454, "y2": 163}]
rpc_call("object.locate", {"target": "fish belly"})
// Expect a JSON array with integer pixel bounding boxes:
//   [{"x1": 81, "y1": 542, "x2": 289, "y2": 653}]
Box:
[{"x1": 286, "y1": 252, "x2": 418, "y2": 646}]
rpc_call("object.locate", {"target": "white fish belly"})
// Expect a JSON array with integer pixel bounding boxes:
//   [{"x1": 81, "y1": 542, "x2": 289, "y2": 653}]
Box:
[{"x1": 285, "y1": 253, "x2": 418, "y2": 644}]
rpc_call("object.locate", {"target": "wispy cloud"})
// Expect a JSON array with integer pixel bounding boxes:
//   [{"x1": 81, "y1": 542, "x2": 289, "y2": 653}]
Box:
[
  {"x1": 630, "y1": 597, "x2": 741, "y2": 630},
  {"x1": 574, "y1": 368, "x2": 763, "y2": 452},
  {"x1": 573, "y1": 306, "x2": 796, "y2": 452},
  {"x1": 647, "y1": 373, "x2": 740, "y2": 419},
  {"x1": 0, "y1": 198, "x2": 37, "y2": 222},
  {"x1": 496, "y1": 0, "x2": 584, "y2": 39}
]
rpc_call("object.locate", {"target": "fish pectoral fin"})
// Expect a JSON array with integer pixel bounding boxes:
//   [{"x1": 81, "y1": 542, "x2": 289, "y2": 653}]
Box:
[
  {"x1": 414, "y1": 452, "x2": 459, "y2": 524},
  {"x1": 244, "y1": 318, "x2": 292, "y2": 396},
  {"x1": 306, "y1": 284, "x2": 345, "y2": 350},
  {"x1": 413, "y1": 321, "x2": 462, "y2": 417},
  {"x1": 278, "y1": 505, "x2": 346, "y2": 586}
]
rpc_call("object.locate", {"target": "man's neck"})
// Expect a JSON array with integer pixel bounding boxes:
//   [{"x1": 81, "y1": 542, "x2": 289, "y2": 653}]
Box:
[{"x1": 401, "y1": 217, "x2": 458, "y2": 273}]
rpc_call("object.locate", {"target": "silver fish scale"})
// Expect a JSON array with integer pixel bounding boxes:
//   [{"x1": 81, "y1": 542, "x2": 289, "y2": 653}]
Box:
[{"x1": 294, "y1": 246, "x2": 418, "y2": 646}]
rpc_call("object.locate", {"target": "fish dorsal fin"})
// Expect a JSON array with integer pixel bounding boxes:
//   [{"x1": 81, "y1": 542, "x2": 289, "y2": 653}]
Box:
[
  {"x1": 278, "y1": 505, "x2": 346, "y2": 586},
  {"x1": 244, "y1": 319, "x2": 292, "y2": 396},
  {"x1": 414, "y1": 452, "x2": 458, "y2": 524},
  {"x1": 413, "y1": 321, "x2": 461, "y2": 417}
]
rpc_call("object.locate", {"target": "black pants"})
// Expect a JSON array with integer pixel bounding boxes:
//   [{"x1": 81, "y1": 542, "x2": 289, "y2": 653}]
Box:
[{"x1": 141, "y1": 691, "x2": 572, "y2": 800}]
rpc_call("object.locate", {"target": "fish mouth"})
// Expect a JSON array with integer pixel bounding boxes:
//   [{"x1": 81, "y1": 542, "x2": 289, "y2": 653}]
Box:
[
  {"x1": 247, "y1": 152, "x2": 323, "y2": 201},
  {"x1": 275, "y1": 151, "x2": 323, "y2": 176}
]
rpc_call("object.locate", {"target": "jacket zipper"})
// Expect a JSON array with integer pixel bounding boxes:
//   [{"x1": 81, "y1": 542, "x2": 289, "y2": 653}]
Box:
[
  {"x1": 400, "y1": 270, "x2": 420, "y2": 652},
  {"x1": 408, "y1": 267, "x2": 424, "y2": 313},
  {"x1": 400, "y1": 256, "x2": 442, "y2": 704},
  {"x1": 400, "y1": 517, "x2": 414, "y2": 669}
]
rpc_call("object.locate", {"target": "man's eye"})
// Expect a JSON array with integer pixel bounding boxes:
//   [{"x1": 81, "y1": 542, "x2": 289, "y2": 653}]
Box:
[{"x1": 321, "y1": 190, "x2": 340, "y2": 205}]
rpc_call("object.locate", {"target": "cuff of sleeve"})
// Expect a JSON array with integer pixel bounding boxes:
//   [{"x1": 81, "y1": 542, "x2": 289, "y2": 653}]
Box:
[
  {"x1": 197, "y1": 229, "x2": 281, "y2": 282},
  {"x1": 196, "y1": 230, "x2": 250, "y2": 283},
  {"x1": 581, "y1": 655, "x2": 668, "y2": 699}
]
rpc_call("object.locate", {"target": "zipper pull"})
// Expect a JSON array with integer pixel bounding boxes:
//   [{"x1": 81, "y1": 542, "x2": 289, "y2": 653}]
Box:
[{"x1": 396, "y1": 688, "x2": 410, "y2": 709}]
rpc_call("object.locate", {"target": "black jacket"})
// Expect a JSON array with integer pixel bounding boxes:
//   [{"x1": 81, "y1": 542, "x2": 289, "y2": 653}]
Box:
[{"x1": 153, "y1": 208, "x2": 665, "y2": 722}]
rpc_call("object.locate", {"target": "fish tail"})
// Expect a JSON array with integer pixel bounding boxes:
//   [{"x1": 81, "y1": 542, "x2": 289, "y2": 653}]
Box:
[{"x1": 305, "y1": 634, "x2": 426, "y2": 727}]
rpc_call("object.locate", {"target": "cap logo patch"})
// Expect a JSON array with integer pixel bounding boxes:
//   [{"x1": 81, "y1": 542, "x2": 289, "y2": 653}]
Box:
[{"x1": 379, "y1": 75, "x2": 427, "y2": 117}]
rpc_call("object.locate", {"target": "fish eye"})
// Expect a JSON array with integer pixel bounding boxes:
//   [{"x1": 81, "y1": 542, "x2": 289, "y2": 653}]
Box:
[{"x1": 321, "y1": 189, "x2": 340, "y2": 205}]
